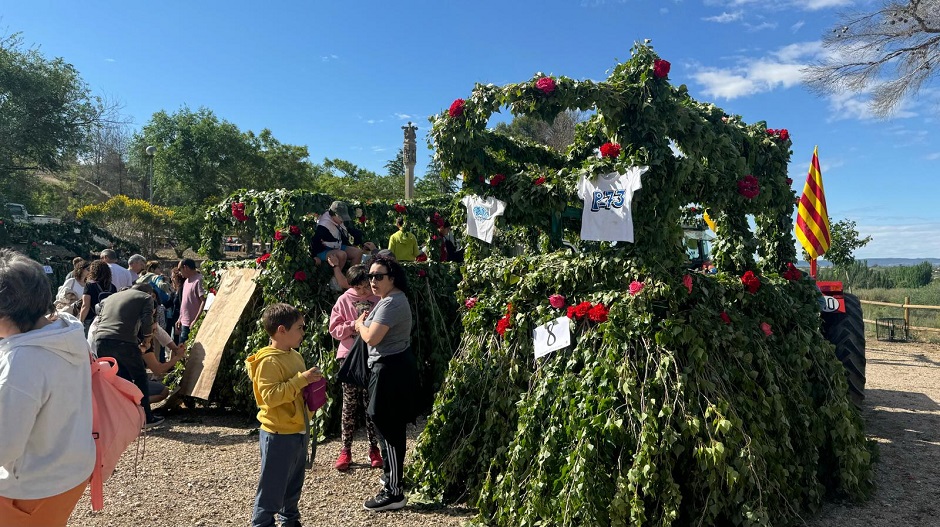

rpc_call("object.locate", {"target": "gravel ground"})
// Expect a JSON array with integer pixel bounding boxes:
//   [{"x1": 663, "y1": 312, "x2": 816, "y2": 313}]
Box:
[{"x1": 67, "y1": 340, "x2": 940, "y2": 527}]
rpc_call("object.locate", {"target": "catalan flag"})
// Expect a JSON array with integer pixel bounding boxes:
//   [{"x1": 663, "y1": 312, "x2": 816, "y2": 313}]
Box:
[{"x1": 795, "y1": 146, "x2": 831, "y2": 260}]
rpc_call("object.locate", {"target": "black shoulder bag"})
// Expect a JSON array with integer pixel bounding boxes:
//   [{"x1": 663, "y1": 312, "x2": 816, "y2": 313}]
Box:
[{"x1": 337, "y1": 336, "x2": 370, "y2": 387}]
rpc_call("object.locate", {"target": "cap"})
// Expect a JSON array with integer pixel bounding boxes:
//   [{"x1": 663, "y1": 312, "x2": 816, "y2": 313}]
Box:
[{"x1": 329, "y1": 201, "x2": 351, "y2": 221}]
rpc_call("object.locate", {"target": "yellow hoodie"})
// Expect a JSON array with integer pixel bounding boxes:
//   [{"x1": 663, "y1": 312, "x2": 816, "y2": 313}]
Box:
[{"x1": 245, "y1": 345, "x2": 310, "y2": 434}]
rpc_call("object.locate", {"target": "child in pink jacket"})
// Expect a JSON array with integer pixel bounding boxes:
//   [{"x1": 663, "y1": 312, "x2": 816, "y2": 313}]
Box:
[{"x1": 328, "y1": 264, "x2": 383, "y2": 471}]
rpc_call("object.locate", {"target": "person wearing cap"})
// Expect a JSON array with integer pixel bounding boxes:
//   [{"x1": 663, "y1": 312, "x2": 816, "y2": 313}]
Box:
[{"x1": 311, "y1": 201, "x2": 363, "y2": 274}]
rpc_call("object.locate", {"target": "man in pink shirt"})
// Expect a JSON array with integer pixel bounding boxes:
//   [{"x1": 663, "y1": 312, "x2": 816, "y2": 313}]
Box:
[{"x1": 175, "y1": 258, "x2": 206, "y2": 342}]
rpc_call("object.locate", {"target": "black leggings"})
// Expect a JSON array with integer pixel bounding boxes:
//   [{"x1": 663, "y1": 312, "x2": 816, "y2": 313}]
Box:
[
  {"x1": 367, "y1": 349, "x2": 417, "y2": 496},
  {"x1": 97, "y1": 338, "x2": 152, "y2": 422}
]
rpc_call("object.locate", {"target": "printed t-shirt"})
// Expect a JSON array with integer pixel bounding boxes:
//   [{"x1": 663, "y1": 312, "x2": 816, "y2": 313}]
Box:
[
  {"x1": 460, "y1": 195, "x2": 506, "y2": 244},
  {"x1": 577, "y1": 166, "x2": 648, "y2": 243},
  {"x1": 179, "y1": 273, "x2": 206, "y2": 327}
]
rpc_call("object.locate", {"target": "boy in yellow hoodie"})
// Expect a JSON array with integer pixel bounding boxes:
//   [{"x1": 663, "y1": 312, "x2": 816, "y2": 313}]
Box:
[{"x1": 246, "y1": 303, "x2": 322, "y2": 527}]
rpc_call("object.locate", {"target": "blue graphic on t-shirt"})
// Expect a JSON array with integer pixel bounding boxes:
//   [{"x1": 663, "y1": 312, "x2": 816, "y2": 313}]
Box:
[
  {"x1": 472, "y1": 206, "x2": 491, "y2": 220},
  {"x1": 591, "y1": 190, "x2": 626, "y2": 212}
]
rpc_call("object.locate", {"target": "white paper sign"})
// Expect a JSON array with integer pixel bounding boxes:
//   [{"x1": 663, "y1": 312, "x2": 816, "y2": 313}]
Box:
[
  {"x1": 533, "y1": 316, "x2": 571, "y2": 359},
  {"x1": 43, "y1": 265, "x2": 53, "y2": 274}
]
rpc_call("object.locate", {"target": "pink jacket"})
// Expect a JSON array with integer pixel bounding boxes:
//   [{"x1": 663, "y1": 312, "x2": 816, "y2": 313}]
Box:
[{"x1": 329, "y1": 288, "x2": 379, "y2": 359}]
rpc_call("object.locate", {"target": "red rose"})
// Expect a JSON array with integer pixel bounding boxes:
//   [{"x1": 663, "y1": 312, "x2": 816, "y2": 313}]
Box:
[
  {"x1": 294, "y1": 270, "x2": 307, "y2": 281},
  {"x1": 778, "y1": 129, "x2": 789, "y2": 141},
  {"x1": 490, "y1": 174, "x2": 506, "y2": 186},
  {"x1": 274, "y1": 230, "x2": 285, "y2": 241},
  {"x1": 737, "y1": 174, "x2": 760, "y2": 200},
  {"x1": 535, "y1": 76, "x2": 556, "y2": 95},
  {"x1": 231, "y1": 202, "x2": 248, "y2": 222},
  {"x1": 448, "y1": 98, "x2": 465, "y2": 118},
  {"x1": 359, "y1": 215, "x2": 367, "y2": 224},
  {"x1": 588, "y1": 303, "x2": 609, "y2": 323},
  {"x1": 496, "y1": 316, "x2": 511, "y2": 336},
  {"x1": 783, "y1": 263, "x2": 802, "y2": 281},
  {"x1": 415, "y1": 253, "x2": 428, "y2": 262},
  {"x1": 720, "y1": 312, "x2": 731, "y2": 325},
  {"x1": 417, "y1": 269, "x2": 427, "y2": 278},
  {"x1": 256, "y1": 252, "x2": 271, "y2": 265},
  {"x1": 567, "y1": 301, "x2": 592, "y2": 320},
  {"x1": 534, "y1": 176, "x2": 546, "y2": 186},
  {"x1": 393, "y1": 203, "x2": 407, "y2": 214},
  {"x1": 599, "y1": 142, "x2": 621, "y2": 159},
  {"x1": 653, "y1": 58, "x2": 671, "y2": 79},
  {"x1": 741, "y1": 270, "x2": 761, "y2": 294},
  {"x1": 766, "y1": 129, "x2": 776, "y2": 136},
  {"x1": 31, "y1": 241, "x2": 38, "y2": 247},
  {"x1": 289, "y1": 225, "x2": 301, "y2": 236},
  {"x1": 786, "y1": 177, "x2": 793, "y2": 186}
]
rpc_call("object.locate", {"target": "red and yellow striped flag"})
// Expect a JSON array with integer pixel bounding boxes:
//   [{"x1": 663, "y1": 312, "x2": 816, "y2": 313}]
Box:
[{"x1": 795, "y1": 146, "x2": 831, "y2": 259}]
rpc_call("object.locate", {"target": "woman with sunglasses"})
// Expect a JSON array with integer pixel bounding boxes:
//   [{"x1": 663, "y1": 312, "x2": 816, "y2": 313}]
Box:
[{"x1": 353, "y1": 256, "x2": 417, "y2": 512}]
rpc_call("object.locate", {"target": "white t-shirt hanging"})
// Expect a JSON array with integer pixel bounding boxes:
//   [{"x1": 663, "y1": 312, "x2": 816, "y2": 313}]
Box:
[
  {"x1": 460, "y1": 195, "x2": 506, "y2": 244},
  {"x1": 577, "y1": 166, "x2": 648, "y2": 243}
]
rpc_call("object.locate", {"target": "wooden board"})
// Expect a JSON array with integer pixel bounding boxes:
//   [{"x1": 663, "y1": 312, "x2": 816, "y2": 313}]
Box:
[{"x1": 175, "y1": 268, "x2": 260, "y2": 400}]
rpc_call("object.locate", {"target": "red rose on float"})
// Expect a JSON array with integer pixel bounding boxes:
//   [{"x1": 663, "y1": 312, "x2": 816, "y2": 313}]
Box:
[
  {"x1": 653, "y1": 59, "x2": 671, "y2": 78},
  {"x1": 720, "y1": 311, "x2": 731, "y2": 325},
  {"x1": 465, "y1": 297, "x2": 478, "y2": 310},
  {"x1": 783, "y1": 262, "x2": 802, "y2": 281},
  {"x1": 289, "y1": 225, "x2": 301, "y2": 236},
  {"x1": 778, "y1": 129, "x2": 789, "y2": 141},
  {"x1": 359, "y1": 215, "x2": 367, "y2": 224},
  {"x1": 629, "y1": 280, "x2": 645, "y2": 296},
  {"x1": 490, "y1": 174, "x2": 506, "y2": 186},
  {"x1": 683, "y1": 274, "x2": 693, "y2": 294},
  {"x1": 534, "y1": 176, "x2": 546, "y2": 186},
  {"x1": 496, "y1": 316, "x2": 511, "y2": 337},
  {"x1": 448, "y1": 98, "x2": 466, "y2": 118},
  {"x1": 417, "y1": 269, "x2": 427, "y2": 278},
  {"x1": 599, "y1": 142, "x2": 621, "y2": 159},
  {"x1": 274, "y1": 230, "x2": 285, "y2": 241},
  {"x1": 588, "y1": 303, "x2": 609, "y2": 323},
  {"x1": 786, "y1": 177, "x2": 793, "y2": 186},
  {"x1": 536, "y1": 76, "x2": 556, "y2": 95},
  {"x1": 766, "y1": 129, "x2": 776, "y2": 136},
  {"x1": 737, "y1": 174, "x2": 760, "y2": 199},
  {"x1": 549, "y1": 294, "x2": 566, "y2": 309},
  {"x1": 293, "y1": 270, "x2": 307, "y2": 281},
  {"x1": 231, "y1": 202, "x2": 248, "y2": 222},
  {"x1": 256, "y1": 253, "x2": 271, "y2": 265},
  {"x1": 568, "y1": 301, "x2": 593, "y2": 320},
  {"x1": 209, "y1": 288, "x2": 217, "y2": 295},
  {"x1": 761, "y1": 322, "x2": 773, "y2": 336},
  {"x1": 741, "y1": 270, "x2": 761, "y2": 294},
  {"x1": 415, "y1": 253, "x2": 428, "y2": 262},
  {"x1": 393, "y1": 203, "x2": 407, "y2": 214}
]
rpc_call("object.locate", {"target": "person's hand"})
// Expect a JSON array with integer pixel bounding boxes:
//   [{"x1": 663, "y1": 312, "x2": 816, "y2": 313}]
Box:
[
  {"x1": 175, "y1": 320, "x2": 182, "y2": 331},
  {"x1": 302, "y1": 366, "x2": 322, "y2": 383},
  {"x1": 363, "y1": 241, "x2": 376, "y2": 252},
  {"x1": 327, "y1": 254, "x2": 339, "y2": 268}
]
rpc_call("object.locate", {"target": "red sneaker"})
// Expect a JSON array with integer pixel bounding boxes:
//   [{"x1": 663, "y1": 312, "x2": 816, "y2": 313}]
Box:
[
  {"x1": 335, "y1": 449, "x2": 351, "y2": 472},
  {"x1": 369, "y1": 446, "x2": 383, "y2": 468}
]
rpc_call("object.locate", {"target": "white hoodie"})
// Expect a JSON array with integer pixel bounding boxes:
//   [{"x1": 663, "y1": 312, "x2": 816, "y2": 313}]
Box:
[{"x1": 0, "y1": 313, "x2": 95, "y2": 499}]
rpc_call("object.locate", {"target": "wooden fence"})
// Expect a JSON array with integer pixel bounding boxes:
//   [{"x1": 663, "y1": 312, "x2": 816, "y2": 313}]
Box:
[{"x1": 859, "y1": 298, "x2": 940, "y2": 334}]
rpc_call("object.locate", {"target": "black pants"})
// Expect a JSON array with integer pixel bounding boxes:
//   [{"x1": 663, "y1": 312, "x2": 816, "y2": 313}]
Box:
[
  {"x1": 367, "y1": 349, "x2": 417, "y2": 496},
  {"x1": 97, "y1": 338, "x2": 152, "y2": 422}
]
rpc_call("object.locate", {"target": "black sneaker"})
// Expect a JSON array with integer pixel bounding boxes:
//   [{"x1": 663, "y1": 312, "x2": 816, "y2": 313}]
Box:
[
  {"x1": 363, "y1": 489, "x2": 407, "y2": 512},
  {"x1": 144, "y1": 416, "x2": 165, "y2": 430}
]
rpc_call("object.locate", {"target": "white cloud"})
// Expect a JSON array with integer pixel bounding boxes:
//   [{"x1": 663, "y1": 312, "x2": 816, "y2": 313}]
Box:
[
  {"x1": 925, "y1": 152, "x2": 940, "y2": 161},
  {"x1": 790, "y1": 0, "x2": 852, "y2": 10},
  {"x1": 703, "y1": 11, "x2": 742, "y2": 23},
  {"x1": 854, "y1": 222, "x2": 940, "y2": 258},
  {"x1": 825, "y1": 91, "x2": 918, "y2": 121},
  {"x1": 744, "y1": 21, "x2": 777, "y2": 32},
  {"x1": 706, "y1": 0, "x2": 851, "y2": 9},
  {"x1": 394, "y1": 113, "x2": 413, "y2": 120},
  {"x1": 791, "y1": 20, "x2": 805, "y2": 32},
  {"x1": 371, "y1": 146, "x2": 387, "y2": 153},
  {"x1": 692, "y1": 44, "x2": 812, "y2": 99},
  {"x1": 104, "y1": 58, "x2": 116, "y2": 63},
  {"x1": 660, "y1": 7, "x2": 669, "y2": 14},
  {"x1": 365, "y1": 119, "x2": 384, "y2": 125},
  {"x1": 321, "y1": 54, "x2": 339, "y2": 62}
]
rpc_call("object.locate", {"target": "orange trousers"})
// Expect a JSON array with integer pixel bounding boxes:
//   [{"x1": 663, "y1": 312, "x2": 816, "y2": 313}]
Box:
[{"x1": 0, "y1": 479, "x2": 88, "y2": 527}]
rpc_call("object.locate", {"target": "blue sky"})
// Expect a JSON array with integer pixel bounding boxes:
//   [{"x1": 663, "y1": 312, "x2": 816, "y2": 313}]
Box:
[{"x1": 3, "y1": 0, "x2": 938, "y2": 258}]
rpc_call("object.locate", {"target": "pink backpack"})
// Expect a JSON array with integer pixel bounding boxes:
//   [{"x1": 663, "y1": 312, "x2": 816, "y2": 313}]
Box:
[{"x1": 89, "y1": 356, "x2": 146, "y2": 511}]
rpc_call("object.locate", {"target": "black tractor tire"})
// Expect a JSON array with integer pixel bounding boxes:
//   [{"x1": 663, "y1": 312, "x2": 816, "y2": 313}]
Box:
[{"x1": 822, "y1": 293, "x2": 866, "y2": 408}]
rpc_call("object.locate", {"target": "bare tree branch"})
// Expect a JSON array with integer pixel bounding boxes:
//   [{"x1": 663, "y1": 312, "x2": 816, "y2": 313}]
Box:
[{"x1": 804, "y1": 0, "x2": 940, "y2": 117}]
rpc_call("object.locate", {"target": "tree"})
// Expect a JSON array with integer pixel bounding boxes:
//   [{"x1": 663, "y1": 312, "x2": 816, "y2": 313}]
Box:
[
  {"x1": 493, "y1": 110, "x2": 585, "y2": 152},
  {"x1": 804, "y1": 1, "x2": 940, "y2": 117},
  {"x1": 243, "y1": 128, "x2": 315, "y2": 191},
  {"x1": 0, "y1": 33, "x2": 111, "y2": 212},
  {"x1": 385, "y1": 149, "x2": 405, "y2": 179},
  {"x1": 312, "y1": 158, "x2": 405, "y2": 201},
  {"x1": 803, "y1": 219, "x2": 873, "y2": 286},
  {"x1": 76, "y1": 195, "x2": 176, "y2": 256},
  {"x1": 416, "y1": 156, "x2": 457, "y2": 197}
]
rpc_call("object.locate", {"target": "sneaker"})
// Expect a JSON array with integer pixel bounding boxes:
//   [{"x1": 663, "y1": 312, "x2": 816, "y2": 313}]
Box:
[
  {"x1": 144, "y1": 416, "x2": 165, "y2": 430},
  {"x1": 334, "y1": 448, "x2": 351, "y2": 472},
  {"x1": 363, "y1": 489, "x2": 407, "y2": 512},
  {"x1": 369, "y1": 446, "x2": 383, "y2": 468}
]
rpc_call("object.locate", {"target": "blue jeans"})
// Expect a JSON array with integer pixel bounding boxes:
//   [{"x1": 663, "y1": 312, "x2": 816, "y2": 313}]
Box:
[{"x1": 251, "y1": 430, "x2": 306, "y2": 527}]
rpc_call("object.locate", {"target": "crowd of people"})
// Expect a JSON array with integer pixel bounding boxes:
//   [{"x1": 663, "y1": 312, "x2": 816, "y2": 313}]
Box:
[{"x1": 1, "y1": 203, "x2": 456, "y2": 525}]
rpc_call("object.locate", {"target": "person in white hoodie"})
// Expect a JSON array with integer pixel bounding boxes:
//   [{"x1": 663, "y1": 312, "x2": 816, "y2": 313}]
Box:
[{"x1": 0, "y1": 249, "x2": 95, "y2": 527}]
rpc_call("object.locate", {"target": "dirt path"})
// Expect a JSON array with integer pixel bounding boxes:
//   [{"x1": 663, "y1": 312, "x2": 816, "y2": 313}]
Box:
[{"x1": 67, "y1": 341, "x2": 940, "y2": 526}]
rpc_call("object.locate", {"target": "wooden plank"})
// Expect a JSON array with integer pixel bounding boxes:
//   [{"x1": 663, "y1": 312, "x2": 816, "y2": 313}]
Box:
[
  {"x1": 176, "y1": 268, "x2": 260, "y2": 400},
  {"x1": 859, "y1": 299, "x2": 940, "y2": 310}
]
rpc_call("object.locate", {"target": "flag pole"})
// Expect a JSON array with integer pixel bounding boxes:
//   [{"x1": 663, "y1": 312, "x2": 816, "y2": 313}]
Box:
[{"x1": 810, "y1": 258, "x2": 817, "y2": 279}]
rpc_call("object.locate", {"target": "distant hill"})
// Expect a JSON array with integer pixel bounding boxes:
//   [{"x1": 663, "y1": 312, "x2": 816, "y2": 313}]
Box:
[{"x1": 797, "y1": 258, "x2": 940, "y2": 268}]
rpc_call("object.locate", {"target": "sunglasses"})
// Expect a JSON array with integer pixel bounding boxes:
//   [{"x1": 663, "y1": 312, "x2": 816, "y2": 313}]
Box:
[{"x1": 367, "y1": 273, "x2": 389, "y2": 281}]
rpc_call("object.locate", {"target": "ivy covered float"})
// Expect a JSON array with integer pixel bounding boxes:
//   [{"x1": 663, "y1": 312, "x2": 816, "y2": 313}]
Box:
[{"x1": 406, "y1": 42, "x2": 873, "y2": 526}]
